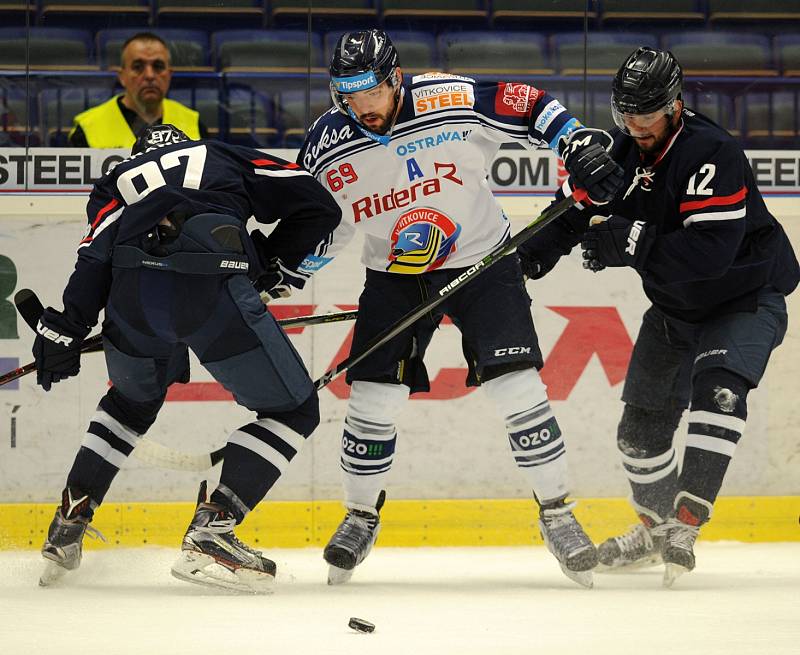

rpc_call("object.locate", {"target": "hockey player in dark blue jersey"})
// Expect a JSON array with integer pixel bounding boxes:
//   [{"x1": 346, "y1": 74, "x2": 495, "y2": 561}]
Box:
[
  {"x1": 297, "y1": 30, "x2": 625, "y2": 588},
  {"x1": 519, "y1": 47, "x2": 799, "y2": 586},
  {"x1": 32, "y1": 124, "x2": 341, "y2": 592}
]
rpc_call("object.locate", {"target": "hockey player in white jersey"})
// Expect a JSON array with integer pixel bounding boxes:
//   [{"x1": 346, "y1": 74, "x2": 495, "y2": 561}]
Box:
[{"x1": 297, "y1": 30, "x2": 624, "y2": 588}]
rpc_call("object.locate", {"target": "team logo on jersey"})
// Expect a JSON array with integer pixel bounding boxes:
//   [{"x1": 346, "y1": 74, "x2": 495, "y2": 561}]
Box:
[
  {"x1": 412, "y1": 83, "x2": 474, "y2": 115},
  {"x1": 494, "y1": 83, "x2": 540, "y2": 117},
  {"x1": 387, "y1": 207, "x2": 461, "y2": 274}
]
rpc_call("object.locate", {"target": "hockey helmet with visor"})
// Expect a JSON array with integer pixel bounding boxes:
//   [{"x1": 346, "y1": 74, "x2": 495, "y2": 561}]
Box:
[
  {"x1": 611, "y1": 47, "x2": 682, "y2": 137},
  {"x1": 329, "y1": 30, "x2": 401, "y2": 144}
]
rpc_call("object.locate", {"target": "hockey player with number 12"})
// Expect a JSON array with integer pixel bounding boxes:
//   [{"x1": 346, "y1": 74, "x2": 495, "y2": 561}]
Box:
[
  {"x1": 297, "y1": 30, "x2": 625, "y2": 588},
  {"x1": 519, "y1": 47, "x2": 799, "y2": 586}
]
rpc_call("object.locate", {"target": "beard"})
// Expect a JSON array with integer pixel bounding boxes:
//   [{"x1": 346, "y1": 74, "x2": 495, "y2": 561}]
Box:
[
  {"x1": 634, "y1": 115, "x2": 680, "y2": 155},
  {"x1": 357, "y1": 96, "x2": 399, "y2": 135}
]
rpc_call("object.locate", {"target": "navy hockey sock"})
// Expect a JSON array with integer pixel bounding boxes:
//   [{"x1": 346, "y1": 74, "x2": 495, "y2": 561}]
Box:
[
  {"x1": 616, "y1": 404, "x2": 682, "y2": 520},
  {"x1": 220, "y1": 417, "x2": 309, "y2": 513},
  {"x1": 66, "y1": 408, "x2": 142, "y2": 508},
  {"x1": 680, "y1": 369, "x2": 748, "y2": 505}
]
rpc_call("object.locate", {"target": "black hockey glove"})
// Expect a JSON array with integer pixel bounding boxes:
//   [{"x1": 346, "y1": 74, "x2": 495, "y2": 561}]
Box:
[
  {"x1": 581, "y1": 215, "x2": 654, "y2": 272},
  {"x1": 32, "y1": 308, "x2": 90, "y2": 392},
  {"x1": 560, "y1": 128, "x2": 624, "y2": 205},
  {"x1": 518, "y1": 214, "x2": 581, "y2": 280},
  {"x1": 517, "y1": 242, "x2": 564, "y2": 280},
  {"x1": 254, "y1": 257, "x2": 293, "y2": 302}
]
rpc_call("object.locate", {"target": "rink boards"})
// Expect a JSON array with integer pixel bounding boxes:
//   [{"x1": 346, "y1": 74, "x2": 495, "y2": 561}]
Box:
[{"x1": 0, "y1": 166, "x2": 798, "y2": 547}]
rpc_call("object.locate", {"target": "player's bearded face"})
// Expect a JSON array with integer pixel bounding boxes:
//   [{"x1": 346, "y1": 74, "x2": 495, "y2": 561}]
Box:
[
  {"x1": 346, "y1": 79, "x2": 398, "y2": 135},
  {"x1": 625, "y1": 103, "x2": 682, "y2": 154}
]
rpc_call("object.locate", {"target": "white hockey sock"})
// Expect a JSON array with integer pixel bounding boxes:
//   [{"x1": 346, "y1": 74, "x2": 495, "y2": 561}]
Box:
[
  {"x1": 482, "y1": 368, "x2": 569, "y2": 503},
  {"x1": 340, "y1": 381, "x2": 409, "y2": 509}
]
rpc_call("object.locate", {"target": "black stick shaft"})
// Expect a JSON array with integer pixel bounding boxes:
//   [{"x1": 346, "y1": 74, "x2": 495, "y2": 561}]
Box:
[{"x1": 314, "y1": 191, "x2": 584, "y2": 390}]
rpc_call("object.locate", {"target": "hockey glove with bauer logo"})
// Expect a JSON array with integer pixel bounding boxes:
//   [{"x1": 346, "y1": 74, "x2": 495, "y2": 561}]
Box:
[
  {"x1": 559, "y1": 128, "x2": 624, "y2": 205},
  {"x1": 581, "y1": 215, "x2": 655, "y2": 272},
  {"x1": 32, "y1": 308, "x2": 90, "y2": 391}
]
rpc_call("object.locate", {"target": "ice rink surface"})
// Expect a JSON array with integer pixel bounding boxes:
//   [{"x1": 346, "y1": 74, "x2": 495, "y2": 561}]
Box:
[{"x1": 0, "y1": 543, "x2": 797, "y2": 655}]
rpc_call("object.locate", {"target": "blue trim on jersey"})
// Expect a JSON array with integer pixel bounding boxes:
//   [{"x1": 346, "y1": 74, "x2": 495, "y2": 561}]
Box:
[
  {"x1": 310, "y1": 113, "x2": 484, "y2": 174},
  {"x1": 548, "y1": 117, "x2": 582, "y2": 152},
  {"x1": 299, "y1": 254, "x2": 333, "y2": 274}
]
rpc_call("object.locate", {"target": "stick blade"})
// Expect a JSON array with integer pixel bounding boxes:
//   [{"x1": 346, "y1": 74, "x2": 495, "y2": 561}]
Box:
[
  {"x1": 14, "y1": 288, "x2": 44, "y2": 330},
  {"x1": 133, "y1": 438, "x2": 217, "y2": 472}
]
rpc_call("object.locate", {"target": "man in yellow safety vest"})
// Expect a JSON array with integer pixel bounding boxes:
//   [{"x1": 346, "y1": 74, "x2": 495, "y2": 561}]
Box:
[{"x1": 68, "y1": 32, "x2": 207, "y2": 148}]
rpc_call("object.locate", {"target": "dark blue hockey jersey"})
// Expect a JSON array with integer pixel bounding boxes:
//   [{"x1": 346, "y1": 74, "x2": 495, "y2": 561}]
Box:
[
  {"x1": 62, "y1": 139, "x2": 341, "y2": 329},
  {"x1": 522, "y1": 108, "x2": 799, "y2": 322}
]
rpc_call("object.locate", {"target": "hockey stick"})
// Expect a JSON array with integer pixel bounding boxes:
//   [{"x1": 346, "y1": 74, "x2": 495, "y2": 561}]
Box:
[
  {"x1": 11, "y1": 288, "x2": 357, "y2": 368},
  {"x1": 6, "y1": 293, "x2": 358, "y2": 472},
  {"x1": 312, "y1": 190, "x2": 587, "y2": 389},
  {"x1": 142, "y1": 191, "x2": 587, "y2": 470}
]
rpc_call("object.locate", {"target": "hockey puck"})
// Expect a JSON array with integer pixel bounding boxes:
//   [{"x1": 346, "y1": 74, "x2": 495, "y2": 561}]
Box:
[{"x1": 348, "y1": 617, "x2": 375, "y2": 633}]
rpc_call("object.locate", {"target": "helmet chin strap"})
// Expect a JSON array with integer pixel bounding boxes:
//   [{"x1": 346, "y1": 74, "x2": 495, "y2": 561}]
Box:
[{"x1": 347, "y1": 86, "x2": 404, "y2": 147}]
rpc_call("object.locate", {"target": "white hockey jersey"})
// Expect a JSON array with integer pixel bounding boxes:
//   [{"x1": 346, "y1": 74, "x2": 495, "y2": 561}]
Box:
[{"x1": 295, "y1": 73, "x2": 583, "y2": 281}]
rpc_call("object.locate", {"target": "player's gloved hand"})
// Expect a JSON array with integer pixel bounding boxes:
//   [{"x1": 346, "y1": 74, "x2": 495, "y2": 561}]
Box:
[
  {"x1": 32, "y1": 308, "x2": 89, "y2": 392},
  {"x1": 517, "y1": 214, "x2": 579, "y2": 280},
  {"x1": 517, "y1": 250, "x2": 561, "y2": 280},
  {"x1": 254, "y1": 257, "x2": 293, "y2": 303},
  {"x1": 560, "y1": 128, "x2": 624, "y2": 205},
  {"x1": 581, "y1": 215, "x2": 654, "y2": 272}
]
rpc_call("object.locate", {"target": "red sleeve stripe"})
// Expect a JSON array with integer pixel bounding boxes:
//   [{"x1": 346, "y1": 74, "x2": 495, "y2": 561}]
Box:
[
  {"x1": 252, "y1": 158, "x2": 300, "y2": 170},
  {"x1": 679, "y1": 186, "x2": 747, "y2": 214},
  {"x1": 80, "y1": 198, "x2": 120, "y2": 244}
]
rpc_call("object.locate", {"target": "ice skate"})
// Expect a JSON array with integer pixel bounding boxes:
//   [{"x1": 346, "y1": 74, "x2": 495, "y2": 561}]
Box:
[
  {"x1": 40, "y1": 487, "x2": 105, "y2": 587},
  {"x1": 597, "y1": 523, "x2": 664, "y2": 571},
  {"x1": 171, "y1": 483, "x2": 276, "y2": 594},
  {"x1": 659, "y1": 496, "x2": 709, "y2": 588},
  {"x1": 538, "y1": 501, "x2": 598, "y2": 588},
  {"x1": 324, "y1": 491, "x2": 385, "y2": 585}
]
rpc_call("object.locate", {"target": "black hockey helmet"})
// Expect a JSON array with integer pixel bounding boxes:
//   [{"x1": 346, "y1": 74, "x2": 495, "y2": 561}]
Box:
[
  {"x1": 612, "y1": 47, "x2": 682, "y2": 133},
  {"x1": 132, "y1": 123, "x2": 190, "y2": 155},
  {"x1": 329, "y1": 30, "x2": 400, "y2": 121}
]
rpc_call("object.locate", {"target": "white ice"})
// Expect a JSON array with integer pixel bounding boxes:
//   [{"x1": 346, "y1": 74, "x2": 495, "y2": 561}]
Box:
[{"x1": 1, "y1": 544, "x2": 798, "y2": 655}]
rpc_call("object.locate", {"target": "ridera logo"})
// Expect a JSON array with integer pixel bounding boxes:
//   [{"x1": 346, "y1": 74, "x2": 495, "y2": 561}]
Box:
[{"x1": 352, "y1": 162, "x2": 463, "y2": 222}]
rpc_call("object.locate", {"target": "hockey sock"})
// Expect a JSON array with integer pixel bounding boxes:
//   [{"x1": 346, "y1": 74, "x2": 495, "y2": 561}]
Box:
[
  {"x1": 340, "y1": 381, "x2": 409, "y2": 508},
  {"x1": 616, "y1": 404, "x2": 682, "y2": 521},
  {"x1": 680, "y1": 369, "x2": 749, "y2": 506},
  {"x1": 220, "y1": 416, "x2": 308, "y2": 515},
  {"x1": 66, "y1": 408, "x2": 142, "y2": 511},
  {"x1": 482, "y1": 368, "x2": 568, "y2": 504}
]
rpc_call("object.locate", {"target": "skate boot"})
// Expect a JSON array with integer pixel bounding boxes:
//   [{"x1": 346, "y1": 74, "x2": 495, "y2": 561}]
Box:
[
  {"x1": 597, "y1": 505, "x2": 666, "y2": 571},
  {"x1": 40, "y1": 487, "x2": 105, "y2": 587},
  {"x1": 171, "y1": 482, "x2": 276, "y2": 594},
  {"x1": 659, "y1": 493, "x2": 711, "y2": 588},
  {"x1": 538, "y1": 500, "x2": 598, "y2": 588},
  {"x1": 324, "y1": 491, "x2": 385, "y2": 585}
]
